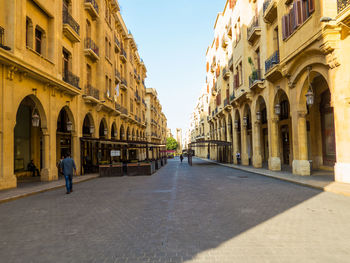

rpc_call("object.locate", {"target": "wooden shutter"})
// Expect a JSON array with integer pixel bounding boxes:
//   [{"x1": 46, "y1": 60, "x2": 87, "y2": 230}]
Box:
[
  {"x1": 226, "y1": 88, "x2": 229, "y2": 100},
  {"x1": 308, "y1": 0, "x2": 315, "y2": 14},
  {"x1": 282, "y1": 15, "x2": 287, "y2": 40},
  {"x1": 302, "y1": 0, "x2": 308, "y2": 21},
  {"x1": 293, "y1": 3, "x2": 298, "y2": 30},
  {"x1": 296, "y1": 0, "x2": 303, "y2": 26}
]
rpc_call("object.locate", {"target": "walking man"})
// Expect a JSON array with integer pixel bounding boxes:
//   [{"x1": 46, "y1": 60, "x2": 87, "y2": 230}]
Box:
[
  {"x1": 60, "y1": 152, "x2": 76, "y2": 194},
  {"x1": 180, "y1": 154, "x2": 184, "y2": 163}
]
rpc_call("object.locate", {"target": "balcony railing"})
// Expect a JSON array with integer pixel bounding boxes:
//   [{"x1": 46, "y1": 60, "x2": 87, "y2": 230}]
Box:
[
  {"x1": 62, "y1": 6, "x2": 80, "y2": 36},
  {"x1": 84, "y1": 37, "x2": 99, "y2": 57},
  {"x1": 85, "y1": 0, "x2": 99, "y2": 14},
  {"x1": 338, "y1": 0, "x2": 350, "y2": 13},
  {"x1": 249, "y1": 69, "x2": 263, "y2": 87},
  {"x1": 115, "y1": 102, "x2": 121, "y2": 111},
  {"x1": 265, "y1": 50, "x2": 279, "y2": 73},
  {"x1": 247, "y1": 16, "x2": 260, "y2": 40},
  {"x1": 121, "y1": 107, "x2": 128, "y2": 115},
  {"x1": 230, "y1": 93, "x2": 235, "y2": 101},
  {"x1": 121, "y1": 77, "x2": 127, "y2": 87},
  {"x1": 115, "y1": 69, "x2": 121, "y2": 80},
  {"x1": 85, "y1": 84, "x2": 99, "y2": 99},
  {"x1": 114, "y1": 36, "x2": 120, "y2": 49},
  {"x1": 263, "y1": 0, "x2": 272, "y2": 14},
  {"x1": 120, "y1": 48, "x2": 127, "y2": 61},
  {"x1": 63, "y1": 71, "x2": 80, "y2": 89}
]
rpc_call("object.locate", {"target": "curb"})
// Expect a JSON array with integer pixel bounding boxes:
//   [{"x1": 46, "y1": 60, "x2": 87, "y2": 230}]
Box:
[
  {"x1": 0, "y1": 176, "x2": 99, "y2": 204},
  {"x1": 197, "y1": 158, "x2": 350, "y2": 197}
]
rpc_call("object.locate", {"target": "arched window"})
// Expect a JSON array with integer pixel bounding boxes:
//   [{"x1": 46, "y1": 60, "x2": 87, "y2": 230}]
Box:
[{"x1": 26, "y1": 17, "x2": 33, "y2": 48}]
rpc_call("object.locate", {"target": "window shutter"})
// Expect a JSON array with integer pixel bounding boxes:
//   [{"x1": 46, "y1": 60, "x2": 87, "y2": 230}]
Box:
[
  {"x1": 282, "y1": 15, "x2": 287, "y2": 40},
  {"x1": 293, "y1": 3, "x2": 298, "y2": 30},
  {"x1": 296, "y1": 0, "x2": 303, "y2": 26},
  {"x1": 308, "y1": 0, "x2": 315, "y2": 14},
  {"x1": 302, "y1": 0, "x2": 308, "y2": 21},
  {"x1": 288, "y1": 11, "x2": 293, "y2": 37}
]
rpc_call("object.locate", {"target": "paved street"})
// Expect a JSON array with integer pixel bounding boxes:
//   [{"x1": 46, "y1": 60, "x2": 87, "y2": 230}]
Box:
[{"x1": 1, "y1": 158, "x2": 350, "y2": 263}]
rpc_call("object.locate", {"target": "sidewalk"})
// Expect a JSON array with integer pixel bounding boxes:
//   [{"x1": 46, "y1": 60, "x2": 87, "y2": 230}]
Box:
[
  {"x1": 0, "y1": 174, "x2": 99, "y2": 204},
  {"x1": 198, "y1": 158, "x2": 350, "y2": 197}
]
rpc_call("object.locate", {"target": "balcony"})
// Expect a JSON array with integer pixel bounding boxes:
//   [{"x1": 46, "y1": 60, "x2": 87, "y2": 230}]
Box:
[
  {"x1": 63, "y1": 71, "x2": 80, "y2": 89},
  {"x1": 249, "y1": 69, "x2": 265, "y2": 91},
  {"x1": 222, "y1": 67, "x2": 230, "y2": 80},
  {"x1": 62, "y1": 6, "x2": 80, "y2": 43},
  {"x1": 247, "y1": 16, "x2": 261, "y2": 45},
  {"x1": 114, "y1": 36, "x2": 120, "y2": 53},
  {"x1": 229, "y1": 56, "x2": 233, "y2": 71},
  {"x1": 115, "y1": 69, "x2": 121, "y2": 83},
  {"x1": 84, "y1": 84, "x2": 99, "y2": 100},
  {"x1": 115, "y1": 102, "x2": 121, "y2": 112},
  {"x1": 221, "y1": 35, "x2": 229, "y2": 48},
  {"x1": 120, "y1": 107, "x2": 128, "y2": 117},
  {"x1": 84, "y1": 0, "x2": 99, "y2": 20},
  {"x1": 120, "y1": 48, "x2": 127, "y2": 62},
  {"x1": 134, "y1": 92, "x2": 141, "y2": 104},
  {"x1": 84, "y1": 38, "x2": 99, "y2": 61},
  {"x1": 265, "y1": 50, "x2": 282, "y2": 82},
  {"x1": 263, "y1": 0, "x2": 277, "y2": 24},
  {"x1": 121, "y1": 78, "x2": 127, "y2": 90},
  {"x1": 337, "y1": 0, "x2": 350, "y2": 26}
]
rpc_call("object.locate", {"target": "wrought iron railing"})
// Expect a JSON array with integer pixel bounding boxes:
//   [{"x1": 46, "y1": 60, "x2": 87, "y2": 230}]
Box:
[
  {"x1": 249, "y1": 69, "x2": 262, "y2": 87},
  {"x1": 247, "y1": 16, "x2": 259, "y2": 38},
  {"x1": 85, "y1": 0, "x2": 99, "y2": 14},
  {"x1": 121, "y1": 48, "x2": 127, "y2": 59},
  {"x1": 115, "y1": 102, "x2": 121, "y2": 111},
  {"x1": 114, "y1": 35, "x2": 120, "y2": 48},
  {"x1": 265, "y1": 50, "x2": 279, "y2": 73},
  {"x1": 263, "y1": 0, "x2": 272, "y2": 14},
  {"x1": 115, "y1": 69, "x2": 121, "y2": 80},
  {"x1": 84, "y1": 37, "x2": 99, "y2": 56},
  {"x1": 62, "y1": 6, "x2": 80, "y2": 36},
  {"x1": 85, "y1": 84, "x2": 99, "y2": 99},
  {"x1": 338, "y1": 0, "x2": 350, "y2": 13},
  {"x1": 63, "y1": 71, "x2": 80, "y2": 89},
  {"x1": 121, "y1": 77, "x2": 127, "y2": 86},
  {"x1": 121, "y1": 107, "x2": 128, "y2": 115}
]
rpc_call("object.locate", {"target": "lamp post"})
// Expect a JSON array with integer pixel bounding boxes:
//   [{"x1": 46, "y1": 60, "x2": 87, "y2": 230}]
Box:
[
  {"x1": 243, "y1": 116, "x2": 248, "y2": 127},
  {"x1": 104, "y1": 128, "x2": 108, "y2": 136},
  {"x1": 256, "y1": 111, "x2": 261, "y2": 121},
  {"x1": 234, "y1": 120, "x2": 239, "y2": 129},
  {"x1": 274, "y1": 104, "x2": 281, "y2": 115},
  {"x1": 32, "y1": 111, "x2": 40, "y2": 127},
  {"x1": 90, "y1": 126, "x2": 95, "y2": 134},
  {"x1": 66, "y1": 120, "x2": 73, "y2": 132}
]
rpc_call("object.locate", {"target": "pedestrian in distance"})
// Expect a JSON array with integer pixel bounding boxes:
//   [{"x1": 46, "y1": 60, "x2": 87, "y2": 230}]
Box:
[
  {"x1": 60, "y1": 152, "x2": 76, "y2": 194},
  {"x1": 180, "y1": 154, "x2": 184, "y2": 163},
  {"x1": 27, "y1": 160, "x2": 40, "y2": 177},
  {"x1": 56, "y1": 156, "x2": 64, "y2": 177}
]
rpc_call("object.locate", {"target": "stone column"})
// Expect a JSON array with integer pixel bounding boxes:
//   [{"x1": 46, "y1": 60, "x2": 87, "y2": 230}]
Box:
[
  {"x1": 241, "y1": 124, "x2": 249, "y2": 166},
  {"x1": 71, "y1": 132, "x2": 81, "y2": 175},
  {"x1": 40, "y1": 128, "x2": 51, "y2": 181},
  {"x1": 268, "y1": 117, "x2": 281, "y2": 171},
  {"x1": 233, "y1": 126, "x2": 239, "y2": 164},
  {"x1": 252, "y1": 121, "x2": 263, "y2": 168},
  {"x1": 292, "y1": 111, "x2": 310, "y2": 176}
]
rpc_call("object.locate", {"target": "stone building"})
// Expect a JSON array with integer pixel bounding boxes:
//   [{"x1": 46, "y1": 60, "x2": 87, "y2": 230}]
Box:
[
  {"x1": 0, "y1": 0, "x2": 166, "y2": 190},
  {"x1": 176, "y1": 128, "x2": 182, "y2": 152},
  {"x1": 190, "y1": 0, "x2": 350, "y2": 183}
]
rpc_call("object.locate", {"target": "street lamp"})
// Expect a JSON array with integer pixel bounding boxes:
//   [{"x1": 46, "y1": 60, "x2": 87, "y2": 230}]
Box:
[
  {"x1": 306, "y1": 67, "x2": 314, "y2": 106},
  {"x1": 66, "y1": 120, "x2": 73, "y2": 132},
  {"x1": 256, "y1": 111, "x2": 261, "y2": 121},
  {"x1": 234, "y1": 120, "x2": 239, "y2": 129},
  {"x1": 104, "y1": 128, "x2": 108, "y2": 136},
  {"x1": 274, "y1": 104, "x2": 281, "y2": 115},
  {"x1": 243, "y1": 116, "x2": 248, "y2": 127},
  {"x1": 90, "y1": 126, "x2": 95, "y2": 134},
  {"x1": 114, "y1": 130, "x2": 118, "y2": 138},
  {"x1": 31, "y1": 110, "x2": 40, "y2": 127}
]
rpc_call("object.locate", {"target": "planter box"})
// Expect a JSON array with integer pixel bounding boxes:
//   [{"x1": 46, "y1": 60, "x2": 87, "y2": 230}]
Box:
[
  {"x1": 99, "y1": 164, "x2": 123, "y2": 177},
  {"x1": 127, "y1": 162, "x2": 156, "y2": 176}
]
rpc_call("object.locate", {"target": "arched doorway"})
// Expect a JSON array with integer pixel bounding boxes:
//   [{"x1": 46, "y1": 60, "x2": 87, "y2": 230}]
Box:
[
  {"x1": 274, "y1": 89, "x2": 292, "y2": 167},
  {"x1": 120, "y1": 125, "x2": 125, "y2": 140},
  {"x1": 99, "y1": 119, "x2": 109, "y2": 165},
  {"x1": 56, "y1": 107, "x2": 74, "y2": 162},
  {"x1": 256, "y1": 96, "x2": 268, "y2": 166},
  {"x1": 243, "y1": 104, "x2": 253, "y2": 165},
  {"x1": 99, "y1": 119, "x2": 108, "y2": 139},
  {"x1": 14, "y1": 96, "x2": 46, "y2": 181},
  {"x1": 234, "y1": 110, "x2": 241, "y2": 164},
  {"x1": 81, "y1": 113, "x2": 97, "y2": 174},
  {"x1": 301, "y1": 72, "x2": 336, "y2": 170},
  {"x1": 111, "y1": 122, "x2": 117, "y2": 140}
]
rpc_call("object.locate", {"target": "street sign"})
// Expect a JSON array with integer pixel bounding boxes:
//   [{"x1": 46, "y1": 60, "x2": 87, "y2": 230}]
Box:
[{"x1": 111, "y1": 150, "x2": 121, "y2": 157}]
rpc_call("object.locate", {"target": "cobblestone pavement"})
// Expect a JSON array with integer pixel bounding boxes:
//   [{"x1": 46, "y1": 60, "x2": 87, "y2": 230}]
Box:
[{"x1": 1, "y1": 158, "x2": 350, "y2": 263}]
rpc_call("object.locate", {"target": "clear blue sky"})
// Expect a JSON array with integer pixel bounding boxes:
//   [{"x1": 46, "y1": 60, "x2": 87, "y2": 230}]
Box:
[{"x1": 118, "y1": 0, "x2": 226, "y2": 136}]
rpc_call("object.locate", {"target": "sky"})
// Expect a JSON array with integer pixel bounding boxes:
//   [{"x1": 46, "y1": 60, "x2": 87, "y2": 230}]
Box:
[{"x1": 118, "y1": 0, "x2": 226, "y2": 137}]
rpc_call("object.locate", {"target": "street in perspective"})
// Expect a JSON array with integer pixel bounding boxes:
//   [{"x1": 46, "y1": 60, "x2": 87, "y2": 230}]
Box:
[{"x1": 1, "y1": 0, "x2": 350, "y2": 262}]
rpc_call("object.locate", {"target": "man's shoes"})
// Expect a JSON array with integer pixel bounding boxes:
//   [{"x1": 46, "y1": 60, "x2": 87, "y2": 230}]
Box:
[
  {"x1": 70, "y1": 189, "x2": 73, "y2": 193},
  {"x1": 66, "y1": 191, "x2": 70, "y2": 194}
]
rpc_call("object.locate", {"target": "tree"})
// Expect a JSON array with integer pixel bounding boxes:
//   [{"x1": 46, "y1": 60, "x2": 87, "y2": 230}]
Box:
[{"x1": 166, "y1": 137, "x2": 178, "y2": 150}]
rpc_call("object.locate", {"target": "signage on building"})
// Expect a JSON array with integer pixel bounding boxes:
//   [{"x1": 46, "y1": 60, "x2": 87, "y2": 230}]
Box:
[{"x1": 111, "y1": 150, "x2": 121, "y2": 157}]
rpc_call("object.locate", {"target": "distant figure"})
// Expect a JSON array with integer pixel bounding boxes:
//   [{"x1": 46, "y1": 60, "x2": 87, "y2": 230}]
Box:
[
  {"x1": 57, "y1": 156, "x2": 64, "y2": 177},
  {"x1": 27, "y1": 160, "x2": 40, "y2": 177},
  {"x1": 236, "y1": 152, "x2": 241, "y2": 164},
  {"x1": 60, "y1": 152, "x2": 76, "y2": 194},
  {"x1": 180, "y1": 154, "x2": 184, "y2": 163}
]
